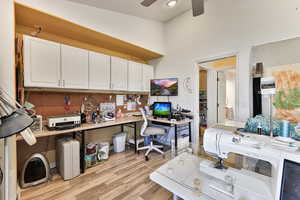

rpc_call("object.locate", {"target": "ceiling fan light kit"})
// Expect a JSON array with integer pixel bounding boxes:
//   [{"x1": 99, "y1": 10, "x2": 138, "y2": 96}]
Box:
[
  {"x1": 141, "y1": 0, "x2": 204, "y2": 16},
  {"x1": 166, "y1": 0, "x2": 177, "y2": 7}
]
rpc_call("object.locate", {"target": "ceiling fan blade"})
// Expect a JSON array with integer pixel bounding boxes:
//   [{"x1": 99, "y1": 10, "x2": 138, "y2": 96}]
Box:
[
  {"x1": 141, "y1": 0, "x2": 157, "y2": 7},
  {"x1": 191, "y1": 0, "x2": 204, "y2": 16}
]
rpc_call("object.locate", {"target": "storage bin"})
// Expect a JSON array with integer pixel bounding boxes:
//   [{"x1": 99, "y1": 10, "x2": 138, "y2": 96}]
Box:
[
  {"x1": 56, "y1": 138, "x2": 80, "y2": 180},
  {"x1": 113, "y1": 132, "x2": 127, "y2": 153},
  {"x1": 98, "y1": 142, "x2": 110, "y2": 161}
]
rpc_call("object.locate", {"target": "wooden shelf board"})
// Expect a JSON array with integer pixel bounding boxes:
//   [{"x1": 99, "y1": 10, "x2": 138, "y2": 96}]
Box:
[
  {"x1": 16, "y1": 25, "x2": 147, "y2": 64},
  {"x1": 15, "y1": 2, "x2": 163, "y2": 63},
  {"x1": 24, "y1": 87, "x2": 149, "y2": 95}
]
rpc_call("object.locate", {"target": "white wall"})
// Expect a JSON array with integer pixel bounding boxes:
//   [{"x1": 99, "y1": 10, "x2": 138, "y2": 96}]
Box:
[
  {"x1": 16, "y1": 0, "x2": 165, "y2": 55},
  {"x1": 153, "y1": 0, "x2": 300, "y2": 148},
  {"x1": 251, "y1": 36, "x2": 300, "y2": 117},
  {"x1": 0, "y1": 0, "x2": 17, "y2": 199},
  {"x1": 153, "y1": 0, "x2": 300, "y2": 136}
]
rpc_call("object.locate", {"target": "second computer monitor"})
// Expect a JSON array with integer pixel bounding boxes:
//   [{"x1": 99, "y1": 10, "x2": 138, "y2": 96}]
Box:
[{"x1": 153, "y1": 102, "x2": 172, "y2": 118}]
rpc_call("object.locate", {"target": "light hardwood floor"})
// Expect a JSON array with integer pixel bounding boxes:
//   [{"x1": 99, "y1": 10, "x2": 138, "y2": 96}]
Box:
[{"x1": 20, "y1": 151, "x2": 172, "y2": 200}]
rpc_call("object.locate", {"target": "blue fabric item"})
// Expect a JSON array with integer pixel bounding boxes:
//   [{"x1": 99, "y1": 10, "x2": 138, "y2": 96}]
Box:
[
  {"x1": 243, "y1": 115, "x2": 298, "y2": 140},
  {"x1": 144, "y1": 136, "x2": 151, "y2": 145}
]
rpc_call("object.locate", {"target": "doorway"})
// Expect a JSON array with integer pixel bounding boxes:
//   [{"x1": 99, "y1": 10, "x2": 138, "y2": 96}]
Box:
[
  {"x1": 217, "y1": 68, "x2": 236, "y2": 123},
  {"x1": 198, "y1": 56, "x2": 237, "y2": 126}
]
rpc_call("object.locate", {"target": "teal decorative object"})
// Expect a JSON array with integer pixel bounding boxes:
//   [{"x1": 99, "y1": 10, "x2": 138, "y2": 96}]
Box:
[{"x1": 243, "y1": 115, "x2": 298, "y2": 140}]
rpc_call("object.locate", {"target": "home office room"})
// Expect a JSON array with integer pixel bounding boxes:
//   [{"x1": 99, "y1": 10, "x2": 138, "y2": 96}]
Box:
[{"x1": 1, "y1": 0, "x2": 300, "y2": 200}]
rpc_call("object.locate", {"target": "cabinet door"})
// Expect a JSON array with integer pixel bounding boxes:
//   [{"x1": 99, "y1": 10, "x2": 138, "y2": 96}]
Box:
[
  {"x1": 61, "y1": 44, "x2": 89, "y2": 89},
  {"x1": 111, "y1": 57, "x2": 128, "y2": 91},
  {"x1": 128, "y1": 61, "x2": 143, "y2": 91},
  {"x1": 24, "y1": 36, "x2": 61, "y2": 88},
  {"x1": 89, "y1": 52, "x2": 111, "y2": 90},
  {"x1": 142, "y1": 64, "x2": 154, "y2": 92}
]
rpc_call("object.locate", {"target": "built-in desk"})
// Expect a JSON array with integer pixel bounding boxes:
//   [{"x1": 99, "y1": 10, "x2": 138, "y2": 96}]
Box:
[
  {"x1": 147, "y1": 117, "x2": 193, "y2": 151},
  {"x1": 16, "y1": 116, "x2": 142, "y2": 141},
  {"x1": 17, "y1": 116, "x2": 193, "y2": 173},
  {"x1": 17, "y1": 116, "x2": 142, "y2": 173}
]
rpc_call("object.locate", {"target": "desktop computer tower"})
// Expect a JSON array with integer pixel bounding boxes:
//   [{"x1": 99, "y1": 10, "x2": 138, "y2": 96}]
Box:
[{"x1": 56, "y1": 138, "x2": 80, "y2": 180}]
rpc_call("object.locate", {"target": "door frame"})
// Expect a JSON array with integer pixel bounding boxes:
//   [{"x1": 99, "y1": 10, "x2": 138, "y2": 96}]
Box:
[{"x1": 193, "y1": 52, "x2": 240, "y2": 127}]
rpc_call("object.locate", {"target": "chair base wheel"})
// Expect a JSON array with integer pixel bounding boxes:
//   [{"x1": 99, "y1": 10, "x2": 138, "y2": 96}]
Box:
[{"x1": 145, "y1": 156, "x2": 149, "y2": 161}]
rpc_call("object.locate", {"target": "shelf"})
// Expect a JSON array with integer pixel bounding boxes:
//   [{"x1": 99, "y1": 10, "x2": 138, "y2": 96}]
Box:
[
  {"x1": 24, "y1": 87, "x2": 149, "y2": 95},
  {"x1": 15, "y1": 3, "x2": 163, "y2": 63}
]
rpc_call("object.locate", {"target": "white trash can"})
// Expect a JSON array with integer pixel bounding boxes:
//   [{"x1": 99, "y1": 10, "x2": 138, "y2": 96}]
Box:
[{"x1": 113, "y1": 132, "x2": 127, "y2": 153}]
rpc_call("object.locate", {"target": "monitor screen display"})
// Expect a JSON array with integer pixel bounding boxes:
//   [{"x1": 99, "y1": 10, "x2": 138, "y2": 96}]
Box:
[
  {"x1": 153, "y1": 102, "x2": 171, "y2": 117},
  {"x1": 280, "y1": 159, "x2": 300, "y2": 200},
  {"x1": 150, "y1": 78, "x2": 178, "y2": 96}
]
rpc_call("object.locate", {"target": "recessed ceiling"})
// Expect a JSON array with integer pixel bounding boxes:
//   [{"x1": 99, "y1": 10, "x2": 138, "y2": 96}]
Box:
[{"x1": 67, "y1": 0, "x2": 192, "y2": 22}]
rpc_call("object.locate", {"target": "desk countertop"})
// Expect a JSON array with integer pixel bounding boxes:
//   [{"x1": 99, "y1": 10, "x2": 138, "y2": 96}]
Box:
[
  {"x1": 17, "y1": 116, "x2": 193, "y2": 141},
  {"x1": 147, "y1": 117, "x2": 193, "y2": 125},
  {"x1": 17, "y1": 116, "x2": 142, "y2": 141}
]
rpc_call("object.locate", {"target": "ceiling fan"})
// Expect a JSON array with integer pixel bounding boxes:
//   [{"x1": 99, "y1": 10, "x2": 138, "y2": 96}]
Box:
[{"x1": 140, "y1": 0, "x2": 204, "y2": 17}]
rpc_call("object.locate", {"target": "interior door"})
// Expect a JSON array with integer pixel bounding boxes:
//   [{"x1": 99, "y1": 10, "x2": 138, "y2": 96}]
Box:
[
  {"x1": 111, "y1": 57, "x2": 128, "y2": 90},
  {"x1": 89, "y1": 51, "x2": 111, "y2": 90},
  {"x1": 24, "y1": 36, "x2": 61, "y2": 88},
  {"x1": 142, "y1": 64, "x2": 154, "y2": 92},
  {"x1": 207, "y1": 70, "x2": 217, "y2": 126},
  {"x1": 61, "y1": 44, "x2": 89, "y2": 89},
  {"x1": 128, "y1": 61, "x2": 142, "y2": 91},
  {"x1": 217, "y1": 71, "x2": 227, "y2": 123}
]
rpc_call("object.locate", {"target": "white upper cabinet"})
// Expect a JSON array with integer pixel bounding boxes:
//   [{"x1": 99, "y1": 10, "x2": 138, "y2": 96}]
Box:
[
  {"x1": 128, "y1": 61, "x2": 143, "y2": 91},
  {"x1": 61, "y1": 44, "x2": 89, "y2": 89},
  {"x1": 111, "y1": 57, "x2": 128, "y2": 91},
  {"x1": 89, "y1": 52, "x2": 111, "y2": 90},
  {"x1": 24, "y1": 36, "x2": 61, "y2": 88},
  {"x1": 142, "y1": 64, "x2": 154, "y2": 92},
  {"x1": 23, "y1": 36, "x2": 150, "y2": 92}
]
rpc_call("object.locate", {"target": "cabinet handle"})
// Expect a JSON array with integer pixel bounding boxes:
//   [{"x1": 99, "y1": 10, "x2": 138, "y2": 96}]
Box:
[{"x1": 63, "y1": 80, "x2": 65, "y2": 87}]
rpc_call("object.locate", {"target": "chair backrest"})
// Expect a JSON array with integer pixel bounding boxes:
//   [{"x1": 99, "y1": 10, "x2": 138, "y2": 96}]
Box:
[{"x1": 139, "y1": 108, "x2": 148, "y2": 137}]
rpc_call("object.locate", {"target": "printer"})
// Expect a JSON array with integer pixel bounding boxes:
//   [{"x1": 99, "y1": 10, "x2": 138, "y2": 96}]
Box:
[{"x1": 47, "y1": 114, "x2": 81, "y2": 130}]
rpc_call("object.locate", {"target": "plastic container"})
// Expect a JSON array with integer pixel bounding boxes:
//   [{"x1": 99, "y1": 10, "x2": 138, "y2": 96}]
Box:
[
  {"x1": 113, "y1": 132, "x2": 127, "y2": 153},
  {"x1": 98, "y1": 142, "x2": 110, "y2": 161},
  {"x1": 280, "y1": 120, "x2": 290, "y2": 138},
  {"x1": 56, "y1": 138, "x2": 80, "y2": 180}
]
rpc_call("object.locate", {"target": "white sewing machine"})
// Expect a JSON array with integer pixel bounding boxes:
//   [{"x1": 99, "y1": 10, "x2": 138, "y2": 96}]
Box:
[{"x1": 202, "y1": 128, "x2": 300, "y2": 200}]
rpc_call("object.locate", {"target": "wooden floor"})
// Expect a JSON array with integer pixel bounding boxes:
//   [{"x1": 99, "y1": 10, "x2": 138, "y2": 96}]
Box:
[{"x1": 20, "y1": 150, "x2": 173, "y2": 200}]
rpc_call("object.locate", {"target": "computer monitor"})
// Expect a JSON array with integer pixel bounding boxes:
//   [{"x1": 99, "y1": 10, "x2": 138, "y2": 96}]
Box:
[
  {"x1": 280, "y1": 159, "x2": 300, "y2": 200},
  {"x1": 153, "y1": 102, "x2": 172, "y2": 118}
]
